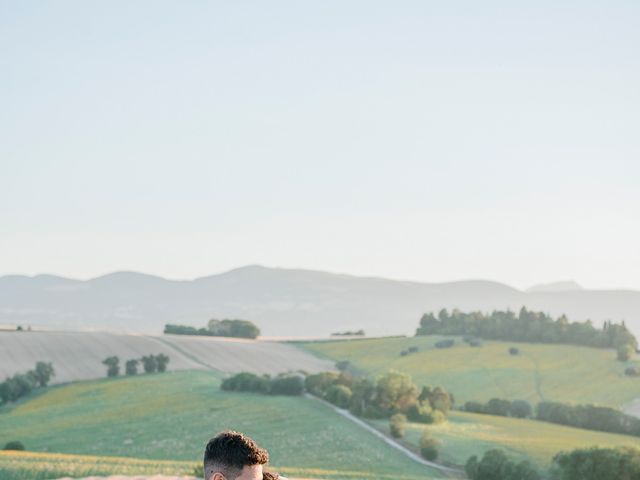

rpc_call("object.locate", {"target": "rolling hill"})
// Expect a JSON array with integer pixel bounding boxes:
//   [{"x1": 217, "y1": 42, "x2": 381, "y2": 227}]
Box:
[
  {"x1": 0, "y1": 370, "x2": 444, "y2": 480},
  {"x1": 1, "y1": 265, "x2": 640, "y2": 337},
  {"x1": 300, "y1": 336, "x2": 640, "y2": 411},
  {"x1": 0, "y1": 331, "x2": 333, "y2": 383}
]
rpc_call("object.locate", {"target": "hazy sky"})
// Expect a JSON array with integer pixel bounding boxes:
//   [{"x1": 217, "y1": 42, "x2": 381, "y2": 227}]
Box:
[{"x1": 1, "y1": 1, "x2": 639, "y2": 290}]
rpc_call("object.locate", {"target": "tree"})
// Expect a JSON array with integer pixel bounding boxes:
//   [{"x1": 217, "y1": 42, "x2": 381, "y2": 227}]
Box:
[
  {"x1": 141, "y1": 355, "x2": 158, "y2": 374},
  {"x1": 375, "y1": 370, "x2": 419, "y2": 412},
  {"x1": 31, "y1": 362, "x2": 55, "y2": 387},
  {"x1": 419, "y1": 430, "x2": 439, "y2": 460},
  {"x1": 305, "y1": 372, "x2": 340, "y2": 397},
  {"x1": 617, "y1": 343, "x2": 634, "y2": 362},
  {"x1": 485, "y1": 398, "x2": 511, "y2": 417},
  {"x1": 125, "y1": 359, "x2": 139, "y2": 375},
  {"x1": 510, "y1": 400, "x2": 532, "y2": 419},
  {"x1": 102, "y1": 356, "x2": 120, "y2": 377},
  {"x1": 553, "y1": 447, "x2": 640, "y2": 480},
  {"x1": 389, "y1": 413, "x2": 407, "y2": 438},
  {"x1": 325, "y1": 384, "x2": 352, "y2": 408},
  {"x1": 155, "y1": 353, "x2": 170, "y2": 372},
  {"x1": 270, "y1": 374, "x2": 305, "y2": 395}
]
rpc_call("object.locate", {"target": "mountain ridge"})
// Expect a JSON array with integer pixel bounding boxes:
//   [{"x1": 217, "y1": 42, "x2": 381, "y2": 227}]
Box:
[{"x1": 1, "y1": 266, "x2": 639, "y2": 337}]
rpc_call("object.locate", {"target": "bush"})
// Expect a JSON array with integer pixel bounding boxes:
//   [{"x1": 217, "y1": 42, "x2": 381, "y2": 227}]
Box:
[
  {"x1": 464, "y1": 401, "x2": 485, "y2": 414},
  {"x1": 617, "y1": 344, "x2": 635, "y2": 362},
  {"x1": 389, "y1": 413, "x2": 407, "y2": 438},
  {"x1": 419, "y1": 430, "x2": 439, "y2": 460},
  {"x1": 553, "y1": 446, "x2": 640, "y2": 480},
  {"x1": 509, "y1": 347, "x2": 520, "y2": 356},
  {"x1": 3, "y1": 441, "x2": 25, "y2": 451},
  {"x1": 335, "y1": 360, "x2": 352, "y2": 372},
  {"x1": 465, "y1": 449, "x2": 541, "y2": 480},
  {"x1": 400, "y1": 350, "x2": 409, "y2": 357},
  {"x1": 435, "y1": 339, "x2": 455, "y2": 349},
  {"x1": 325, "y1": 384, "x2": 352, "y2": 408},
  {"x1": 305, "y1": 372, "x2": 339, "y2": 396},
  {"x1": 625, "y1": 366, "x2": 639, "y2": 377},
  {"x1": 125, "y1": 359, "x2": 139, "y2": 375},
  {"x1": 408, "y1": 346, "x2": 419, "y2": 353},
  {"x1": 221, "y1": 372, "x2": 270, "y2": 393},
  {"x1": 407, "y1": 402, "x2": 433, "y2": 423},
  {"x1": 469, "y1": 339, "x2": 483, "y2": 347},
  {"x1": 270, "y1": 374, "x2": 305, "y2": 396},
  {"x1": 510, "y1": 400, "x2": 533, "y2": 418},
  {"x1": 485, "y1": 398, "x2": 511, "y2": 417}
]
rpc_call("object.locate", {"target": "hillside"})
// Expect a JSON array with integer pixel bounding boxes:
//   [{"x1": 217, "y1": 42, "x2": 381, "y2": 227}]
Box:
[
  {"x1": 1, "y1": 266, "x2": 640, "y2": 337},
  {"x1": 300, "y1": 336, "x2": 640, "y2": 410},
  {"x1": 0, "y1": 371, "x2": 443, "y2": 480},
  {"x1": 0, "y1": 331, "x2": 333, "y2": 383},
  {"x1": 371, "y1": 411, "x2": 640, "y2": 469}
]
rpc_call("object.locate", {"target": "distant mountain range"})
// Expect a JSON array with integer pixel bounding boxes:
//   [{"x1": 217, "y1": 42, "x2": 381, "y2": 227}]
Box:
[{"x1": 1, "y1": 265, "x2": 639, "y2": 337}]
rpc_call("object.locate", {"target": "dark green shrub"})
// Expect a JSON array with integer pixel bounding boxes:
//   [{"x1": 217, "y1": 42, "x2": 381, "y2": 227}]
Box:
[
  {"x1": 419, "y1": 431, "x2": 439, "y2": 460},
  {"x1": 464, "y1": 401, "x2": 485, "y2": 414},
  {"x1": 155, "y1": 353, "x2": 170, "y2": 372},
  {"x1": 141, "y1": 355, "x2": 158, "y2": 373},
  {"x1": 389, "y1": 413, "x2": 407, "y2": 438},
  {"x1": 510, "y1": 400, "x2": 532, "y2": 418},
  {"x1": 325, "y1": 384, "x2": 352, "y2": 408},
  {"x1": 270, "y1": 374, "x2": 304, "y2": 395},
  {"x1": 304, "y1": 372, "x2": 339, "y2": 396},
  {"x1": 102, "y1": 356, "x2": 120, "y2": 377},
  {"x1": 3, "y1": 441, "x2": 25, "y2": 451},
  {"x1": 485, "y1": 398, "x2": 511, "y2": 417},
  {"x1": 509, "y1": 347, "x2": 520, "y2": 356}
]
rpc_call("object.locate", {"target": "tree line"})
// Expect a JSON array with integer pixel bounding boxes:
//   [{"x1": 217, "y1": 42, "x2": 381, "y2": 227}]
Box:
[
  {"x1": 416, "y1": 307, "x2": 637, "y2": 353},
  {"x1": 102, "y1": 354, "x2": 170, "y2": 377},
  {"x1": 164, "y1": 318, "x2": 260, "y2": 339},
  {"x1": 465, "y1": 446, "x2": 640, "y2": 480},
  {"x1": 222, "y1": 367, "x2": 453, "y2": 461},
  {"x1": 221, "y1": 372, "x2": 305, "y2": 395},
  {"x1": 0, "y1": 362, "x2": 55, "y2": 404},
  {"x1": 463, "y1": 397, "x2": 640, "y2": 438}
]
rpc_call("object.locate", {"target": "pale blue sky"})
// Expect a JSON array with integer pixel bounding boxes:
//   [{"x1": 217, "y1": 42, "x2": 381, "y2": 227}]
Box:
[{"x1": 1, "y1": 1, "x2": 639, "y2": 289}]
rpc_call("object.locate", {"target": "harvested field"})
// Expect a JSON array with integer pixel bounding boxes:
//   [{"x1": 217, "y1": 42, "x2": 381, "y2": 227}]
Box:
[{"x1": 0, "y1": 331, "x2": 333, "y2": 383}]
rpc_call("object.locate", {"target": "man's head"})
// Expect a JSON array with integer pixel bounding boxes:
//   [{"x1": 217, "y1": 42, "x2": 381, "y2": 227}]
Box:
[{"x1": 203, "y1": 431, "x2": 269, "y2": 480}]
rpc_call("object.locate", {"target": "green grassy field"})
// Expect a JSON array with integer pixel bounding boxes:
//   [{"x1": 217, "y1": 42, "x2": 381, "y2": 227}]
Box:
[
  {"x1": 372, "y1": 411, "x2": 640, "y2": 469},
  {"x1": 299, "y1": 336, "x2": 640, "y2": 407},
  {"x1": 0, "y1": 370, "x2": 443, "y2": 480}
]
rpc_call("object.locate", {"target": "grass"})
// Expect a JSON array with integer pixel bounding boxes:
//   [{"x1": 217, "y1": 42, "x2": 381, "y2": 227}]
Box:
[
  {"x1": 299, "y1": 336, "x2": 640, "y2": 407},
  {"x1": 0, "y1": 370, "x2": 443, "y2": 480},
  {"x1": 0, "y1": 450, "x2": 194, "y2": 480},
  {"x1": 371, "y1": 411, "x2": 640, "y2": 470}
]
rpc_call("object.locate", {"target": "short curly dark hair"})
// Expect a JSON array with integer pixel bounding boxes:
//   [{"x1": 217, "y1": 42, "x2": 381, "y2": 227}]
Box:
[{"x1": 204, "y1": 431, "x2": 269, "y2": 480}]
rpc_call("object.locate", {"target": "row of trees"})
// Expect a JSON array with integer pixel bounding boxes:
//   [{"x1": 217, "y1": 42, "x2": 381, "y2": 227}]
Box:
[
  {"x1": 220, "y1": 372, "x2": 305, "y2": 395},
  {"x1": 102, "y1": 354, "x2": 170, "y2": 377},
  {"x1": 164, "y1": 318, "x2": 260, "y2": 339},
  {"x1": 0, "y1": 362, "x2": 55, "y2": 404},
  {"x1": 465, "y1": 446, "x2": 640, "y2": 480},
  {"x1": 464, "y1": 399, "x2": 533, "y2": 418},
  {"x1": 416, "y1": 307, "x2": 638, "y2": 353},
  {"x1": 535, "y1": 401, "x2": 640, "y2": 437},
  {"x1": 465, "y1": 449, "x2": 540, "y2": 480},
  {"x1": 305, "y1": 369, "x2": 454, "y2": 425},
  {"x1": 463, "y1": 397, "x2": 640, "y2": 437}
]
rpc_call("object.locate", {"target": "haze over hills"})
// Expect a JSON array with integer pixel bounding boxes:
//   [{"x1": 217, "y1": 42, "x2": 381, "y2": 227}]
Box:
[{"x1": 1, "y1": 265, "x2": 639, "y2": 337}]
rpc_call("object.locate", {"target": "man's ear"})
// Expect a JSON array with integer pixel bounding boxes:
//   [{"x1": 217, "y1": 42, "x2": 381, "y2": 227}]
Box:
[{"x1": 210, "y1": 473, "x2": 225, "y2": 480}]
